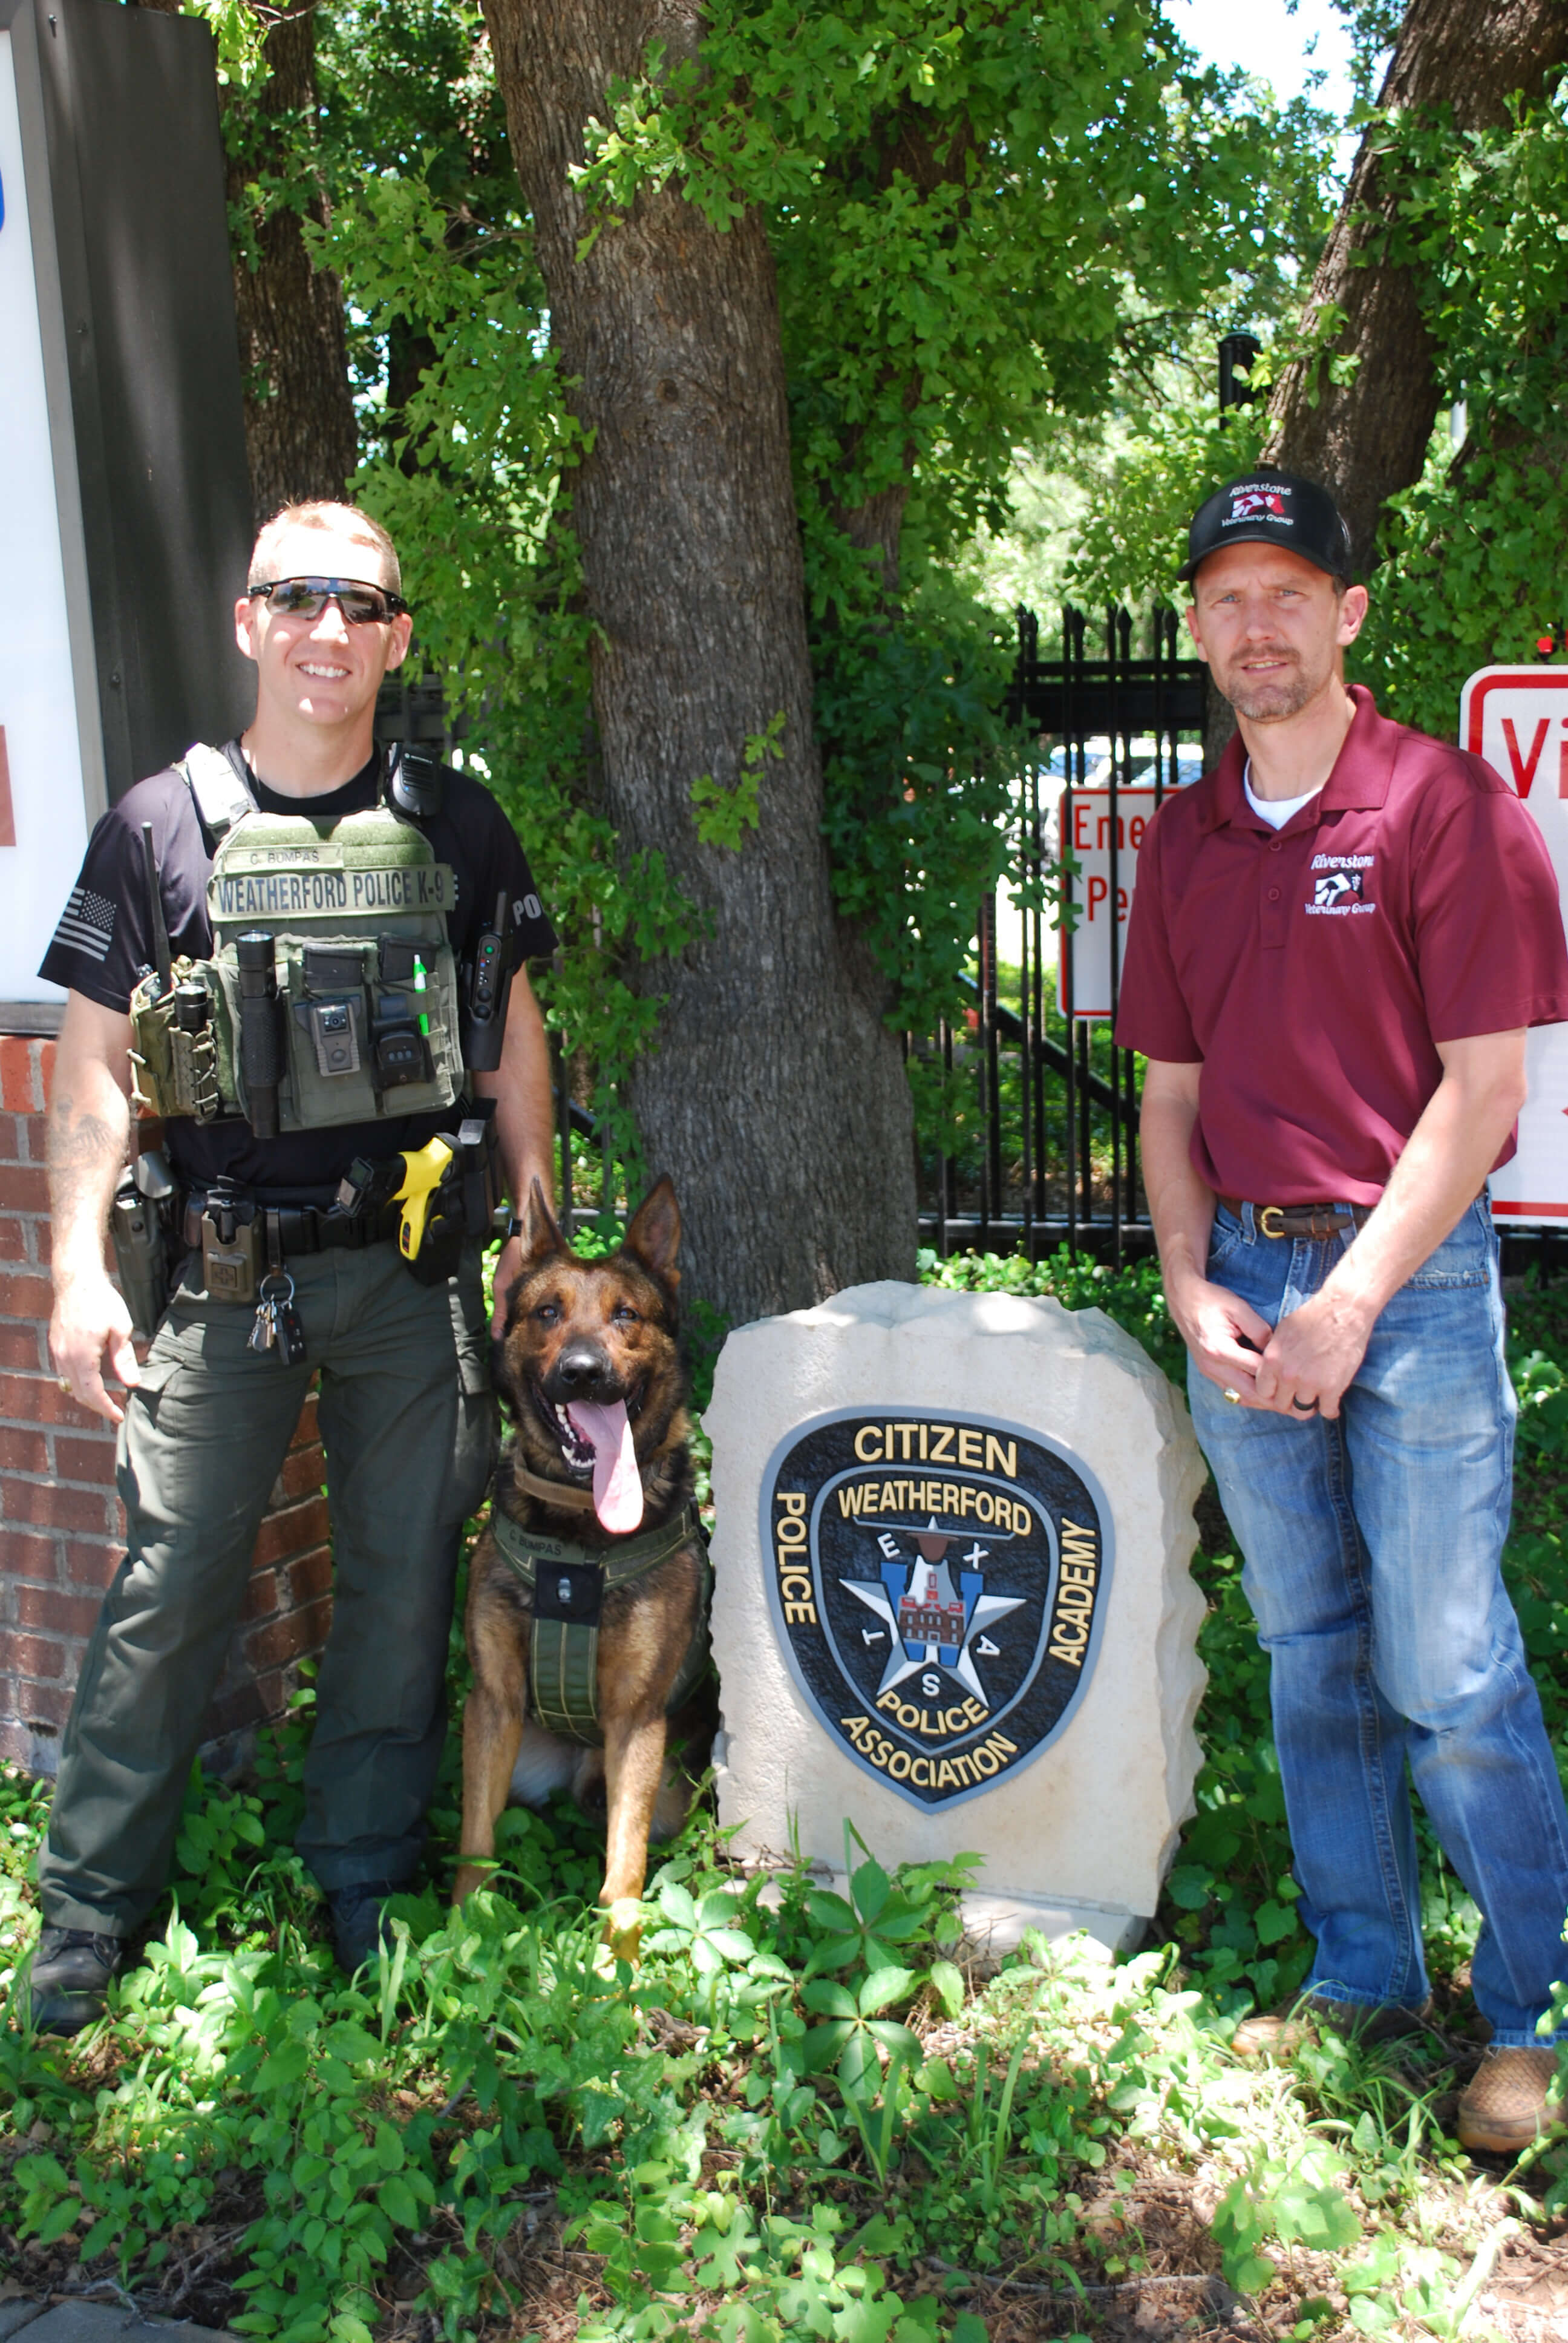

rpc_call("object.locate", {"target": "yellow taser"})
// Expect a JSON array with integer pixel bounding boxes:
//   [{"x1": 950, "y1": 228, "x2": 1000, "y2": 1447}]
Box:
[{"x1": 394, "y1": 1134, "x2": 456, "y2": 1260}]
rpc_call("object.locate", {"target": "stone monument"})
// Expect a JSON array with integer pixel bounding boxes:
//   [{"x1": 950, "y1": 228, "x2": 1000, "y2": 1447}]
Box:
[{"x1": 705, "y1": 1281, "x2": 1207, "y2": 1953}]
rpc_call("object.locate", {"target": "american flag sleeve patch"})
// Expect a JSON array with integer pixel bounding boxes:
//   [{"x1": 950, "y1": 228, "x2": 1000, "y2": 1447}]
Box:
[{"x1": 51, "y1": 885, "x2": 117, "y2": 963}]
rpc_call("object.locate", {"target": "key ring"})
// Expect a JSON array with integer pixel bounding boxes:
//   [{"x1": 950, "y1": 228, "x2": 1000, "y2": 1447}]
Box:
[{"x1": 257, "y1": 1271, "x2": 296, "y2": 1307}]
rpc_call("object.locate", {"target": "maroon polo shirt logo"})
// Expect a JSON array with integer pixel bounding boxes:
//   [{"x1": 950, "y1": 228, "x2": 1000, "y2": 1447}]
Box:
[{"x1": 1307, "y1": 850, "x2": 1376, "y2": 917}]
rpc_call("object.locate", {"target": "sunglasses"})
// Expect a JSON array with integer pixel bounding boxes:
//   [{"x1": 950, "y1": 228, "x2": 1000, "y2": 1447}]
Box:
[{"x1": 247, "y1": 576, "x2": 408, "y2": 624}]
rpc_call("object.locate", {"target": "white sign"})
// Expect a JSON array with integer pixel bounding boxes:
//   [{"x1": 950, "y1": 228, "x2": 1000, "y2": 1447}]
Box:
[
  {"x1": 0, "y1": 33, "x2": 91, "y2": 1007},
  {"x1": 1460, "y1": 666, "x2": 1568, "y2": 1224},
  {"x1": 1055, "y1": 788, "x2": 1158, "y2": 1020}
]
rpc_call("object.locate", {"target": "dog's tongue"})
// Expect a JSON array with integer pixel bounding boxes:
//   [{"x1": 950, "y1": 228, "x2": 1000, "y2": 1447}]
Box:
[{"x1": 566, "y1": 1400, "x2": 643, "y2": 1532}]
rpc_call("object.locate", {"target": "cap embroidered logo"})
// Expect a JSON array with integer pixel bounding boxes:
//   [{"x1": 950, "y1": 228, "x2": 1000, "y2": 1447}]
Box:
[{"x1": 1180, "y1": 467, "x2": 1352, "y2": 583}]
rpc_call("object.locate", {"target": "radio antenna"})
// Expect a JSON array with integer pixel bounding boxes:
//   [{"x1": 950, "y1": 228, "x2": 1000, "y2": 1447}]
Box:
[{"x1": 142, "y1": 822, "x2": 172, "y2": 993}]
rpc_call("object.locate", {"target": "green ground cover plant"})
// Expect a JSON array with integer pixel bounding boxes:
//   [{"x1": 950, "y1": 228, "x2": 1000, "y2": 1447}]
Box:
[{"x1": 2, "y1": 1259, "x2": 1566, "y2": 2339}]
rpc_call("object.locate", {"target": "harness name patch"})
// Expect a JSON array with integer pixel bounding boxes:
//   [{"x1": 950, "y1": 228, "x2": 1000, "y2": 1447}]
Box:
[
  {"x1": 762, "y1": 1408, "x2": 1110, "y2": 1809},
  {"x1": 214, "y1": 863, "x2": 453, "y2": 920}
]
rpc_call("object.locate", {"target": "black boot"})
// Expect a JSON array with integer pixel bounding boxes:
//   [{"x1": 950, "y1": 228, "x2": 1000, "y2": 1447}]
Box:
[
  {"x1": 327, "y1": 1881, "x2": 405, "y2": 1974},
  {"x1": 30, "y1": 1926, "x2": 126, "y2": 2033}
]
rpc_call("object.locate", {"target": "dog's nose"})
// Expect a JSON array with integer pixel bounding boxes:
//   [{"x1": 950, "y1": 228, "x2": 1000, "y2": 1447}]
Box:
[{"x1": 555, "y1": 1343, "x2": 613, "y2": 1394}]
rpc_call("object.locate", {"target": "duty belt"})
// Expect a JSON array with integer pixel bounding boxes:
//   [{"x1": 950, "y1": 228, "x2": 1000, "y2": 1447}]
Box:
[
  {"x1": 183, "y1": 1190, "x2": 397, "y2": 1256},
  {"x1": 489, "y1": 1500, "x2": 711, "y2": 1747},
  {"x1": 1218, "y1": 1196, "x2": 1374, "y2": 1240}
]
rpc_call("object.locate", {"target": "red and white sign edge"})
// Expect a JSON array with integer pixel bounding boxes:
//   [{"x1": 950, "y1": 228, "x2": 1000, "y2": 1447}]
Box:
[
  {"x1": 1460, "y1": 666, "x2": 1568, "y2": 1223},
  {"x1": 1054, "y1": 787, "x2": 1160, "y2": 1021}
]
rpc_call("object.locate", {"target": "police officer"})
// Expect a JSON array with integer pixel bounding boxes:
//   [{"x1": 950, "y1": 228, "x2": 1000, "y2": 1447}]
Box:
[{"x1": 33, "y1": 501, "x2": 556, "y2": 2027}]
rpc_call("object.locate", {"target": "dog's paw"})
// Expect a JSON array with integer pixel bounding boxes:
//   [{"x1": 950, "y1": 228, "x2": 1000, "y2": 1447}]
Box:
[
  {"x1": 600, "y1": 1896, "x2": 644, "y2": 1968},
  {"x1": 451, "y1": 1860, "x2": 491, "y2": 1907}
]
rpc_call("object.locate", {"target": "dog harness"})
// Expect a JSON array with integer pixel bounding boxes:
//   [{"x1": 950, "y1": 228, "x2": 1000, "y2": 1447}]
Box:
[{"x1": 488, "y1": 1501, "x2": 711, "y2": 1746}]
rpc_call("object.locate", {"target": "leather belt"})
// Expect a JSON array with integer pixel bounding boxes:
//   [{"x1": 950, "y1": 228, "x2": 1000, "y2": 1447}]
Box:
[
  {"x1": 183, "y1": 1193, "x2": 395, "y2": 1254},
  {"x1": 1218, "y1": 1196, "x2": 1374, "y2": 1240}
]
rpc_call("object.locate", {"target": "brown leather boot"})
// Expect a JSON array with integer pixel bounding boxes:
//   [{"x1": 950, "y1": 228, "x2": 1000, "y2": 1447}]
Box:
[{"x1": 1456, "y1": 2048, "x2": 1561, "y2": 2155}]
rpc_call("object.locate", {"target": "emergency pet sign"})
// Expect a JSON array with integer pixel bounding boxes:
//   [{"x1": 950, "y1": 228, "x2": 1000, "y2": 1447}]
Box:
[
  {"x1": 1055, "y1": 788, "x2": 1158, "y2": 1021},
  {"x1": 1460, "y1": 666, "x2": 1568, "y2": 1223}
]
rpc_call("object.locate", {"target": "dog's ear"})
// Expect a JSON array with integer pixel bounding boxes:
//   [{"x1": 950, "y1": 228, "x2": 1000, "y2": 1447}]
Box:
[
  {"x1": 517, "y1": 1176, "x2": 570, "y2": 1266},
  {"x1": 622, "y1": 1175, "x2": 681, "y2": 1288}
]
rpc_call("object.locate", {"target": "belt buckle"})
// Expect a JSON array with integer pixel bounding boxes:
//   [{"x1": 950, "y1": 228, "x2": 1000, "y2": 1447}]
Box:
[{"x1": 1257, "y1": 1205, "x2": 1286, "y2": 1240}]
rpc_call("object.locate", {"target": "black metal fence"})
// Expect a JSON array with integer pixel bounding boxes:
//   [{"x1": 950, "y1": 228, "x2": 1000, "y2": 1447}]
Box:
[
  {"x1": 914, "y1": 605, "x2": 1206, "y2": 1265},
  {"x1": 511, "y1": 608, "x2": 1567, "y2": 1280}
]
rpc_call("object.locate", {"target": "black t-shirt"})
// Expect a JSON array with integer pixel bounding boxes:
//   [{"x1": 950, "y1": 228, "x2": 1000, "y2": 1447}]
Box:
[{"x1": 39, "y1": 747, "x2": 557, "y2": 1194}]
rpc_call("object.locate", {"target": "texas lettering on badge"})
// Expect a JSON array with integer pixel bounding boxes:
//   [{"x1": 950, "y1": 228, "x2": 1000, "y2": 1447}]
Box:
[{"x1": 762, "y1": 1409, "x2": 1110, "y2": 1810}]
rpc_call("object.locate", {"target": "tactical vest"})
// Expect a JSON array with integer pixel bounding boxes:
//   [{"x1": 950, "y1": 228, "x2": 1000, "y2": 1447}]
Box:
[{"x1": 130, "y1": 744, "x2": 465, "y2": 1133}]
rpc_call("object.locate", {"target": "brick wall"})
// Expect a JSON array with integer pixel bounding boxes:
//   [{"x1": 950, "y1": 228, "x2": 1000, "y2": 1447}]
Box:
[{"x1": 0, "y1": 1034, "x2": 333, "y2": 1777}]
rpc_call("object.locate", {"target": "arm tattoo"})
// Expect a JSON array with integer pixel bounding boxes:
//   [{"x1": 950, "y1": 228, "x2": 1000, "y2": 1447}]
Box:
[{"x1": 48, "y1": 1087, "x2": 129, "y2": 1246}]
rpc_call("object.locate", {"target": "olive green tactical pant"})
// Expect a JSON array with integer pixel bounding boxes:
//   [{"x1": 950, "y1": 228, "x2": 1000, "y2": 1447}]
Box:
[{"x1": 38, "y1": 1239, "x2": 496, "y2": 1938}]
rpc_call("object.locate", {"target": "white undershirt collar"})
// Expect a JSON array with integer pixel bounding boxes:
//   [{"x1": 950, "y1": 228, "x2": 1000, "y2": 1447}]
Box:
[{"x1": 1243, "y1": 756, "x2": 1324, "y2": 831}]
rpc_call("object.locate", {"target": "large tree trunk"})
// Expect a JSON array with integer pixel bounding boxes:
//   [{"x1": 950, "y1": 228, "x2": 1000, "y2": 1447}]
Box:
[
  {"x1": 141, "y1": 0, "x2": 356, "y2": 525},
  {"x1": 1265, "y1": 0, "x2": 1568, "y2": 572},
  {"x1": 821, "y1": 108, "x2": 977, "y2": 598},
  {"x1": 221, "y1": 2, "x2": 360, "y2": 526},
  {"x1": 480, "y1": 0, "x2": 916, "y2": 1323}
]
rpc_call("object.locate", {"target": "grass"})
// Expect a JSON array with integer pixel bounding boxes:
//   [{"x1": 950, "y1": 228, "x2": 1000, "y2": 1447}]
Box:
[{"x1": 1, "y1": 1255, "x2": 1566, "y2": 2342}]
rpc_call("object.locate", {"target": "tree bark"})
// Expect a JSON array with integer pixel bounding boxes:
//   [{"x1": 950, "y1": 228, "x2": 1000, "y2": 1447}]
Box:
[
  {"x1": 1264, "y1": 0, "x2": 1568, "y2": 573},
  {"x1": 387, "y1": 317, "x2": 441, "y2": 478},
  {"x1": 480, "y1": 0, "x2": 916, "y2": 1322},
  {"x1": 820, "y1": 107, "x2": 977, "y2": 598},
  {"x1": 137, "y1": 0, "x2": 356, "y2": 522},
  {"x1": 220, "y1": 1, "x2": 360, "y2": 526}
]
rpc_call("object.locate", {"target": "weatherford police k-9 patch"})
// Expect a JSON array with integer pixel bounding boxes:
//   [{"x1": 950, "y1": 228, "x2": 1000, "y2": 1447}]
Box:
[{"x1": 760, "y1": 1407, "x2": 1112, "y2": 1810}]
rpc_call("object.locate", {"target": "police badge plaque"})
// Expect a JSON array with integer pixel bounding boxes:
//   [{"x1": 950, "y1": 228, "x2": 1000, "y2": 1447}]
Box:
[{"x1": 760, "y1": 1406, "x2": 1112, "y2": 1810}]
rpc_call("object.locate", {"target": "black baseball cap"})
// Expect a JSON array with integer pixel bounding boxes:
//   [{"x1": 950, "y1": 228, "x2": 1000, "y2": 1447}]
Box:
[{"x1": 1178, "y1": 466, "x2": 1353, "y2": 585}]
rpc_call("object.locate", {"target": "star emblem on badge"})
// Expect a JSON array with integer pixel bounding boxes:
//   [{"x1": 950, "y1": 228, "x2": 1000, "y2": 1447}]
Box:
[{"x1": 841, "y1": 1521, "x2": 1024, "y2": 1706}]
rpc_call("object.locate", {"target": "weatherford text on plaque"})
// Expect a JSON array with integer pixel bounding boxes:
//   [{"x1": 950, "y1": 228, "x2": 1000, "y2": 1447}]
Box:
[{"x1": 762, "y1": 1407, "x2": 1111, "y2": 1811}]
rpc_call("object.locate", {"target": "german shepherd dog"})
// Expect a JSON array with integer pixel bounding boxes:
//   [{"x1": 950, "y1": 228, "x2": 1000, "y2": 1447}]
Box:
[{"x1": 454, "y1": 1177, "x2": 710, "y2": 1958}]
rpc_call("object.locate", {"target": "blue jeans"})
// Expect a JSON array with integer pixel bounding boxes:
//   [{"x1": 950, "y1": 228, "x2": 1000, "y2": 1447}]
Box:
[{"x1": 1188, "y1": 1198, "x2": 1568, "y2": 2046}]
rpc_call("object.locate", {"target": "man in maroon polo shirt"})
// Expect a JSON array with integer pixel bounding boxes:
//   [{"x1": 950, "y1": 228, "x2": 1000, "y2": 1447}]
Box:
[{"x1": 1117, "y1": 466, "x2": 1568, "y2": 2154}]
